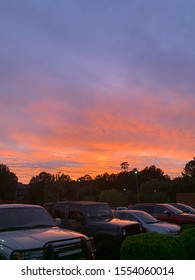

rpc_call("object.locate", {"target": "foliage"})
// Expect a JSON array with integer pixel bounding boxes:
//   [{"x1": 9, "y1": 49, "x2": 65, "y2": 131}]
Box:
[
  {"x1": 139, "y1": 179, "x2": 171, "y2": 202},
  {"x1": 0, "y1": 163, "x2": 18, "y2": 201},
  {"x1": 179, "y1": 227, "x2": 195, "y2": 259},
  {"x1": 121, "y1": 233, "x2": 184, "y2": 260},
  {"x1": 27, "y1": 171, "x2": 71, "y2": 205},
  {"x1": 3, "y1": 156, "x2": 195, "y2": 205},
  {"x1": 98, "y1": 189, "x2": 125, "y2": 207},
  {"x1": 120, "y1": 162, "x2": 129, "y2": 172},
  {"x1": 139, "y1": 165, "x2": 170, "y2": 183},
  {"x1": 27, "y1": 172, "x2": 54, "y2": 205},
  {"x1": 180, "y1": 223, "x2": 195, "y2": 232},
  {"x1": 182, "y1": 157, "x2": 195, "y2": 178},
  {"x1": 45, "y1": 172, "x2": 71, "y2": 202}
]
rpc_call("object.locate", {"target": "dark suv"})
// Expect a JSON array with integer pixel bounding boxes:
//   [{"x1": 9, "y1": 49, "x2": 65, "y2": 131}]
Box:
[
  {"x1": 0, "y1": 204, "x2": 95, "y2": 260},
  {"x1": 44, "y1": 201, "x2": 144, "y2": 259},
  {"x1": 128, "y1": 203, "x2": 195, "y2": 225}
]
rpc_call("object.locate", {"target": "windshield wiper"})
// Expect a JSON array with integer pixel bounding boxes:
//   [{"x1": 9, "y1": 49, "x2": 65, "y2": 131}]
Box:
[
  {"x1": 147, "y1": 221, "x2": 160, "y2": 224},
  {"x1": 0, "y1": 226, "x2": 29, "y2": 232},
  {"x1": 27, "y1": 224, "x2": 55, "y2": 229},
  {"x1": 0, "y1": 224, "x2": 55, "y2": 232}
]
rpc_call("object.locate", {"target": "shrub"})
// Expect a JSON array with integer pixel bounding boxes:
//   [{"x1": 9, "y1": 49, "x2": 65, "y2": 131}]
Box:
[
  {"x1": 179, "y1": 227, "x2": 195, "y2": 260},
  {"x1": 121, "y1": 233, "x2": 184, "y2": 260},
  {"x1": 180, "y1": 223, "x2": 195, "y2": 232}
]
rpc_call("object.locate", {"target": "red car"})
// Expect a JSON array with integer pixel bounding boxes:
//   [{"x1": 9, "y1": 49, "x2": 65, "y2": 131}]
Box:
[{"x1": 128, "y1": 203, "x2": 195, "y2": 225}]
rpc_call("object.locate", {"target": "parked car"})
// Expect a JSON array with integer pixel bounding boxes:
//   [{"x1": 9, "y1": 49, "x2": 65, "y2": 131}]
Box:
[
  {"x1": 113, "y1": 209, "x2": 180, "y2": 236},
  {"x1": 169, "y1": 203, "x2": 195, "y2": 214},
  {"x1": 0, "y1": 204, "x2": 95, "y2": 260},
  {"x1": 128, "y1": 203, "x2": 195, "y2": 225},
  {"x1": 44, "y1": 201, "x2": 144, "y2": 259},
  {"x1": 111, "y1": 207, "x2": 128, "y2": 210}
]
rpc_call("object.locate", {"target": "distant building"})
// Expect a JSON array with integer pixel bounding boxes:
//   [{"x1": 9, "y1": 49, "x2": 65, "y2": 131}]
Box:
[
  {"x1": 15, "y1": 183, "x2": 29, "y2": 203},
  {"x1": 176, "y1": 193, "x2": 195, "y2": 207}
]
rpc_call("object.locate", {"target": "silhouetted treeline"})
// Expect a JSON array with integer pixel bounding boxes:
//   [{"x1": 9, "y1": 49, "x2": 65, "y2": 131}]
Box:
[{"x1": 1, "y1": 160, "x2": 195, "y2": 206}]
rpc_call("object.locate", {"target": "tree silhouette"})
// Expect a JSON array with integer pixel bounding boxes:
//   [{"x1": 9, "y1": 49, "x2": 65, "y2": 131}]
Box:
[
  {"x1": 120, "y1": 162, "x2": 129, "y2": 172},
  {"x1": 182, "y1": 157, "x2": 195, "y2": 178},
  {"x1": 28, "y1": 171, "x2": 54, "y2": 205},
  {"x1": 0, "y1": 163, "x2": 18, "y2": 201}
]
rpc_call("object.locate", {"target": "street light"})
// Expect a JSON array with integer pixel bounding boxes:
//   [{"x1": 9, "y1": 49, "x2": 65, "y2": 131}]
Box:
[
  {"x1": 133, "y1": 168, "x2": 139, "y2": 203},
  {"x1": 77, "y1": 179, "x2": 81, "y2": 200}
]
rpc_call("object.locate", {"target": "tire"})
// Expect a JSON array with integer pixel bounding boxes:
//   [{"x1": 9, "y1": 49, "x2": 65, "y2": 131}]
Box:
[{"x1": 95, "y1": 239, "x2": 120, "y2": 260}]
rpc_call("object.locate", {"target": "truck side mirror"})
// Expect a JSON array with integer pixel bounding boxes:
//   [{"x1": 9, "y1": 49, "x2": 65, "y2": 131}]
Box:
[{"x1": 55, "y1": 218, "x2": 62, "y2": 226}]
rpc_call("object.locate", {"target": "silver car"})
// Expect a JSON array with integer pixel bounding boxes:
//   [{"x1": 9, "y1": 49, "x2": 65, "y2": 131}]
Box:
[{"x1": 113, "y1": 209, "x2": 180, "y2": 236}]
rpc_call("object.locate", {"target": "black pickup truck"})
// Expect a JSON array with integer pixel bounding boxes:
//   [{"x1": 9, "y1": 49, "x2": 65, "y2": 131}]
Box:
[{"x1": 44, "y1": 201, "x2": 144, "y2": 259}]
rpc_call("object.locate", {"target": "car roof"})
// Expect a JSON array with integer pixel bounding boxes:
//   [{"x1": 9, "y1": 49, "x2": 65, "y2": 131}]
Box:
[
  {"x1": 46, "y1": 201, "x2": 109, "y2": 206},
  {"x1": 0, "y1": 204, "x2": 43, "y2": 209},
  {"x1": 114, "y1": 209, "x2": 149, "y2": 214},
  {"x1": 130, "y1": 203, "x2": 170, "y2": 207}
]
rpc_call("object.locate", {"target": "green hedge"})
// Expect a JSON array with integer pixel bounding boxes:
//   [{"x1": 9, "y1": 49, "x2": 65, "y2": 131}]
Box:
[
  {"x1": 179, "y1": 227, "x2": 195, "y2": 259},
  {"x1": 121, "y1": 232, "x2": 184, "y2": 260},
  {"x1": 180, "y1": 223, "x2": 195, "y2": 232}
]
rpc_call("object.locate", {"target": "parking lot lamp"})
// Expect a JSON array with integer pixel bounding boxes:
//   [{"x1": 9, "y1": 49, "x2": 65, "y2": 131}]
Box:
[
  {"x1": 77, "y1": 179, "x2": 81, "y2": 200},
  {"x1": 134, "y1": 168, "x2": 139, "y2": 203}
]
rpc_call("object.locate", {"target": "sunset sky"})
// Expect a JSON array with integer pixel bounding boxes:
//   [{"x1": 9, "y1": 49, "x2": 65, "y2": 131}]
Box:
[{"x1": 1, "y1": 0, "x2": 195, "y2": 183}]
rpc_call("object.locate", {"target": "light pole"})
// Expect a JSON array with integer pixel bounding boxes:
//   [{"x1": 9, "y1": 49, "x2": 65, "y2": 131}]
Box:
[
  {"x1": 77, "y1": 179, "x2": 81, "y2": 200},
  {"x1": 134, "y1": 168, "x2": 139, "y2": 203}
]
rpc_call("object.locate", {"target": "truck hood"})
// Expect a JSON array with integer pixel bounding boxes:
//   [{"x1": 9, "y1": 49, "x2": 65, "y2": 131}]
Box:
[
  {"x1": 89, "y1": 218, "x2": 139, "y2": 227},
  {"x1": 0, "y1": 227, "x2": 85, "y2": 250}
]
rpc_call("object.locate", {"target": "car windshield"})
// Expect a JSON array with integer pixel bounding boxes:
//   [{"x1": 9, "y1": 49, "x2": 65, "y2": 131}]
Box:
[
  {"x1": 163, "y1": 204, "x2": 183, "y2": 214},
  {"x1": 85, "y1": 204, "x2": 113, "y2": 219},
  {"x1": 132, "y1": 211, "x2": 159, "y2": 224},
  {"x1": 0, "y1": 207, "x2": 56, "y2": 231},
  {"x1": 177, "y1": 204, "x2": 195, "y2": 214}
]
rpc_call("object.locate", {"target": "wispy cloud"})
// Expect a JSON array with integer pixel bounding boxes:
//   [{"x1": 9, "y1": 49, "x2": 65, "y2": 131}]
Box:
[{"x1": 0, "y1": 0, "x2": 194, "y2": 182}]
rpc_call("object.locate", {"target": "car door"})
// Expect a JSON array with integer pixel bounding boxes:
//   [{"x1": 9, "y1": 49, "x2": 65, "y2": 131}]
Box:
[{"x1": 66, "y1": 206, "x2": 91, "y2": 236}]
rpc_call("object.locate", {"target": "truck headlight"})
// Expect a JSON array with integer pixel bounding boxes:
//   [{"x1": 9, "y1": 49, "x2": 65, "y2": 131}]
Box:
[{"x1": 12, "y1": 250, "x2": 44, "y2": 260}]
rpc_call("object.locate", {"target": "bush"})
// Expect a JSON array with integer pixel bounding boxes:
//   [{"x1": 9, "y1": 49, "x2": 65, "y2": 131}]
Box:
[
  {"x1": 179, "y1": 227, "x2": 195, "y2": 260},
  {"x1": 180, "y1": 223, "x2": 195, "y2": 232},
  {"x1": 121, "y1": 233, "x2": 184, "y2": 260}
]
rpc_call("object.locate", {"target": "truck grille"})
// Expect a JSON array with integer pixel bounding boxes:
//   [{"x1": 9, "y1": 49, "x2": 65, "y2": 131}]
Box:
[
  {"x1": 11, "y1": 237, "x2": 95, "y2": 260},
  {"x1": 44, "y1": 237, "x2": 94, "y2": 260}
]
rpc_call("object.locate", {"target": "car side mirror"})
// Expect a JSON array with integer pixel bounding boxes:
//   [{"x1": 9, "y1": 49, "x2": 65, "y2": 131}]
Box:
[
  {"x1": 164, "y1": 210, "x2": 171, "y2": 216},
  {"x1": 55, "y1": 218, "x2": 62, "y2": 226}
]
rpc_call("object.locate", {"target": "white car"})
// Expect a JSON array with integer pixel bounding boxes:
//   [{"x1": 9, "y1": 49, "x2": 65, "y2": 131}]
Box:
[
  {"x1": 0, "y1": 204, "x2": 95, "y2": 260},
  {"x1": 113, "y1": 209, "x2": 180, "y2": 236}
]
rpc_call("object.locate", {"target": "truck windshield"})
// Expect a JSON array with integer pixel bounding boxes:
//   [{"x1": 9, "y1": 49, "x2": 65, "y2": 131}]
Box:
[
  {"x1": 0, "y1": 207, "x2": 56, "y2": 230},
  {"x1": 85, "y1": 204, "x2": 113, "y2": 219}
]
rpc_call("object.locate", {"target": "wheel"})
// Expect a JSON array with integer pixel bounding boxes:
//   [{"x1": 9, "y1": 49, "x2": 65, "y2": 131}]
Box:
[{"x1": 95, "y1": 239, "x2": 120, "y2": 260}]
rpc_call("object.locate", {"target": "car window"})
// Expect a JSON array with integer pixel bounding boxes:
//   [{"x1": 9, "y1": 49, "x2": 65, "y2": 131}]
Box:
[
  {"x1": 138, "y1": 205, "x2": 153, "y2": 214},
  {"x1": 68, "y1": 207, "x2": 84, "y2": 226},
  {"x1": 153, "y1": 205, "x2": 166, "y2": 215},
  {"x1": 85, "y1": 204, "x2": 113, "y2": 218},
  {"x1": 133, "y1": 211, "x2": 158, "y2": 223},
  {"x1": 114, "y1": 212, "x2": 138, "y2": 222},
  {"x1": 181, "y1": 204, "x2": 195, "y2": 214},
  {"x1": 125, "y1": 213, "x2": 138, "y2": 222},
  {"x1": 163, "y1": 204, "x2": 183, "y2": 214},
  {"x1": 54, "y1": 205, "x2": 66, "y2": 219}
]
